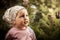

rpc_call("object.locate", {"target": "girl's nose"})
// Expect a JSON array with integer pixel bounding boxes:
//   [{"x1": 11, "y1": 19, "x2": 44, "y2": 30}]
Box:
[{"x1": 24, "y1": 16, "x2": 27, "y2": 20}]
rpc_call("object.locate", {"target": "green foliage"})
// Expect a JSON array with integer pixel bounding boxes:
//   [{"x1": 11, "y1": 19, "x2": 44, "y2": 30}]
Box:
[{"x1": 28, "y1": 0, "x2": 60, "y2": 40}]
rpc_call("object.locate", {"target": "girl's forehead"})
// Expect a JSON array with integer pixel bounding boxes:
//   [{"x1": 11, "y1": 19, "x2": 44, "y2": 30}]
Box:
[{"x1": 17, "y1": 9, "x2": 28, "y2": 15}]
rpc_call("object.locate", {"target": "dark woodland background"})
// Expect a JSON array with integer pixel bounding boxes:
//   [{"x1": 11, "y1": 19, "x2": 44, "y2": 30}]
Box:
[{"x1": 0, "y1": 0, "x2": 60, "y2": 40}]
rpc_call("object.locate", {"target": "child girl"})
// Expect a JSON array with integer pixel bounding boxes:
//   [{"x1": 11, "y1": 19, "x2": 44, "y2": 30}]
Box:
[{"x1": 2, "y1": 5, "x2": 37, "y2": 40}]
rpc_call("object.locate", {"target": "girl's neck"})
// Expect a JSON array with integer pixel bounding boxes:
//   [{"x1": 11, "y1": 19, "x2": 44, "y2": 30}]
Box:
[{"x1": 14, "y1": 26, "x2": 27, "y2": 30}]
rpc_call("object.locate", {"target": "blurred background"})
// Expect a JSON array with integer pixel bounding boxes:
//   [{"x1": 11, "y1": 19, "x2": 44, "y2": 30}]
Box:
[{"x1": 0, "y1": 0, "x2": 60, "y2": 40}]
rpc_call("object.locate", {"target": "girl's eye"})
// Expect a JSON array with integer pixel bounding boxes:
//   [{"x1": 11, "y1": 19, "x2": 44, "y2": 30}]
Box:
[
  {"x1": 19, "y1": 14, "x2": 28, "y2": 18},
  {"x1": 19, "y1": 15, "x2": 24, "y2": 18}
]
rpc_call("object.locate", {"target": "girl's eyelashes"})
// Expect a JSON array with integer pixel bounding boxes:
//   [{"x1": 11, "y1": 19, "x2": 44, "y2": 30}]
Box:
[
  {"x1": 19, "y1": 14, "x2": 29, "y2": 18},
  {"x1": 19, "y1": 15, "x2": 24, "y2": 18}
]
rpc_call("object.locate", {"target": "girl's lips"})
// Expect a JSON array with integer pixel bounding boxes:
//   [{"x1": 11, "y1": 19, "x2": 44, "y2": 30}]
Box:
[{"x1": 24, "y1": 21, "x2": 28, "y2": 24}]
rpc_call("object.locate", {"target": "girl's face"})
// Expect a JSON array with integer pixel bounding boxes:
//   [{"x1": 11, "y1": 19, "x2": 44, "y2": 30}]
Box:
[{"x1": 14, "y1": 9, "x2": 29, "y2": 28}]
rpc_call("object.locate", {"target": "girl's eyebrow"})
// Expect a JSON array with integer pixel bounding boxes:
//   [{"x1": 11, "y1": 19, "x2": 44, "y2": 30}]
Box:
[{"x1": 16, "y1": 11, "x2": 23, "y2": 16}]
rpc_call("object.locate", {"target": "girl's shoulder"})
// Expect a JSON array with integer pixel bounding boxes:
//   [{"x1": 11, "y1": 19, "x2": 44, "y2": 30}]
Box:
[{"x1": 7, "y1": 27, "x2": 18, "y2": 35}]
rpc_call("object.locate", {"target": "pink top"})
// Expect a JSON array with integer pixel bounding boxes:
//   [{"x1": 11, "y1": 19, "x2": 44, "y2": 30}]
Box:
[{"x1": 5, "y1": 27, "x2": 36, "y2": 40}]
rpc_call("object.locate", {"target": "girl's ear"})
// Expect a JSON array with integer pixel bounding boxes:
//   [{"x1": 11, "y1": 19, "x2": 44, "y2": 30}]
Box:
[
  {"x1": 13, "y1": 21, "x2": 16, "y2": 25},
  {"x1": 10, "y1": 20, "x2": 16, "y2": 27}
]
